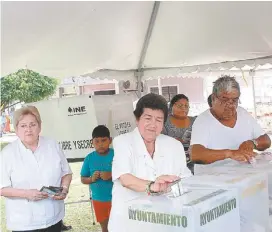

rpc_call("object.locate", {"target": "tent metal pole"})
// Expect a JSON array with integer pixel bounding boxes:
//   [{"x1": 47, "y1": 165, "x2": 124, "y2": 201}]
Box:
[
  {"x1": 135, "y1": 1, "x2": 160, "y2": 96},
  {"x1": 158, "y1": 78, "x2": 162, "y2": 95},
  {"x1": 250, "y1": 69, "x2": 257, "y2": 118},
  {"x1": 137, "y1": 1, "x2": 160, "y2": 71}
]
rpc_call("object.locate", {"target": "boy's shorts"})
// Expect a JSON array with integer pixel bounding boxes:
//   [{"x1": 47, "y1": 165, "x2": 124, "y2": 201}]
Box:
[{"x1": 92, "y1": 200, "x2": 112, "y2": 223}]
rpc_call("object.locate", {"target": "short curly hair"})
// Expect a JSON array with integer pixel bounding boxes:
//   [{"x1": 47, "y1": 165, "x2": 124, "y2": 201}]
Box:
[
  {"x1": 92, "y1": 125, "x2": 110, "y2": 138},
  {"x1": 133, "y1": 93, "x2": 168, "y2": 123},
  {"x1": 13, "y1": 106, "x2": 41, "y2": 130},
  {"x1": 213, "y1": 75, "x2": 240, "y2": 96}
]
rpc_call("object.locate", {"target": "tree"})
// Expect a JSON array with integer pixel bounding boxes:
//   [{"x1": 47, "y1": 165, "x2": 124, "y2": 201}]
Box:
[{"x1": 1, "y1": 69, "x2": 58, "y2": 110}]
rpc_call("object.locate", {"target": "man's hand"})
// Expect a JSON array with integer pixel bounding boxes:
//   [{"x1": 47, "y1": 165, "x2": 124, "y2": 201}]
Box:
[
  {"x1": 228, "y1": 149, "x2": 255, "y2": 162},
  {"x1": 91, "y1": 171, "x2": 100, "y2": 183},
  {"x1": 25, "y1": 189, "x2": 48, "y2": 201},
  {"x1": 100, "y1": 172, "x2": 112, "y2": 181},
  {"x1": 239, "y1": 140, "x2": 255, "y2": 152},
  {"x1": 151, "y1": 175, "x2": 180, "y2": 193}
]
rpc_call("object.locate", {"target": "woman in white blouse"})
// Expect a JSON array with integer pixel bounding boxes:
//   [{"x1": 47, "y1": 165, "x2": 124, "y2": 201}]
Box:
[
  {"x1": 108, "y1": 93, "x2": 192, "y2": 232},
  {"x1": 0, "y1": 106, "x2": 72, "y2": 232}
]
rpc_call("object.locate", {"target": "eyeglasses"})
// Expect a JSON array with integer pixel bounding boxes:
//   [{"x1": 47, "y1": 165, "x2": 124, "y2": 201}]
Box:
[
  {"x1": 18, "y1": 123, "x2": 38, "y2": 129},
  {"x1": 215, "y1": 95, "x2": 240, "y2": 106},
  {"x1": 174, "y1": 103, "x2": 190, "y2": 109}
]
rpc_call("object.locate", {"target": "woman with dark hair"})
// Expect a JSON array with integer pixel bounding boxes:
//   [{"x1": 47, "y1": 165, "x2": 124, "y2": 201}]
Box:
[
  {"x1": 162, "y1": 94, "x2": 196, "y2": 173},
  {"x1": 108, "y1": 93, "x2": 191, "y2": 232}
]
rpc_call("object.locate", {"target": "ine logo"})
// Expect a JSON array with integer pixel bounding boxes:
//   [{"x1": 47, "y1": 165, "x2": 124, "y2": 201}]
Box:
[{"x1": 68, "y1": 106, "x2": 87, "y2": 116}]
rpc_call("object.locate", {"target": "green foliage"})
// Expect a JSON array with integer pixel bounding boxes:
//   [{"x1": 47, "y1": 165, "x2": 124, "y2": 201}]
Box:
[
  {"x1": 0, "y1": 142, "x2": 9, "y2": 150},
  {"x1": 1, "y1": 69, "x2": 58, "y2": 110}
]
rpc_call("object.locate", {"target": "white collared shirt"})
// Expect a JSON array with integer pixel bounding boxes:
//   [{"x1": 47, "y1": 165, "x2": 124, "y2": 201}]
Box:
[
  {"x1": 108, "y1": 128, "x2": 191, "y2": 232},
  {"x1": 0, "y1": 136, "x2": 72, "y2": 231}
]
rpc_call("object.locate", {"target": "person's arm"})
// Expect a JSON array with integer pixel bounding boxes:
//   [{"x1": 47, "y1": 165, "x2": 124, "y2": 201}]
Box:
[
  {"x1": 191, "y1": 144, "x2": 255, "y2": 164},
  {"x1": 113, "y1": 136, "x2": 178, "y2": 193},
  {"x1": 100, "y1": 171, "x2": 112, "y2": 181},
  {"x1": 81, "y1": 171, "x2": 100, "y2": 184},
  {"x1": 81, "y1": 177, "x2": 92, "y2": 184},
  {"x1": 61, "y1": 174, "x2": 72, "y2": 191},
  {"x1": 119, "y1": 174, "x2": 149, "y2": 192},
  {"x1": 1, "y1": 187, "x2": 48, "y2": 201},
  {"x1": 0, "y1": 148, "x2": 28, "y2": 199},
  {"x1": 249, "y1": 111, "x2": 271, "y2": 151},
  {"x1": 81, "y1": 154, "x2": 94, "y2": 185},
  {"x1": 0, "y1": 188, "x2": 28, "y2": 198},
  {"x1": 189, "y1": 116, "x2": 225, "y2": 164},
  {"x1": 112, "y1": 136, "x2": 144, "y2": 191},
  {"x1": 119, "y1": 173, "x2": 179, "y2": 193},
  {"x1": 189, "y1": 115, "x2": 250, "y2": 164},
  {"x1": 112, "y1": 136, "x2": 153, "y2": 192},
  {"x1": 191, "y1": 144, "x2": 232, "y2": 164},
  {"x1": 0, "y1": 148, "x2": 48, "y2": 200},
  {"x1": 54, "y1": 141, "x2": 73, "y2": 196}
]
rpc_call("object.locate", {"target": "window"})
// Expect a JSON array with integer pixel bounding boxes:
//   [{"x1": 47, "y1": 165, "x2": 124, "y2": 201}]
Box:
[
  {"x1": 149, "y1": 86, "x2": 178, "y2": 102},
  {"x1": 162, "y1": 86, "x2": 178, "y2": 102},
  {"x1": 150, "y1": 87, "x2": 159, "y2": 94},
  {"x1": 94, "y1": 90, "x2": 116, "y2": 95}
]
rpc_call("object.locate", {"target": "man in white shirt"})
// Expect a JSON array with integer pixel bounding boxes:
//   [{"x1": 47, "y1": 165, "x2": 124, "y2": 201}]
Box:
[{"x1": 190, "y1": 75, "x2": 271, "y2": 165}]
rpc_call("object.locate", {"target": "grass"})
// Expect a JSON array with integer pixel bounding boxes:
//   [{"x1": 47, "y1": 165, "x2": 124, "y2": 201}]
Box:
[
  {"x1": 0, "y1": 161, "x2": 102, "y2": 232},
  {"x1": 0, "y1": 142, "x2": 9, "y2": 150}
]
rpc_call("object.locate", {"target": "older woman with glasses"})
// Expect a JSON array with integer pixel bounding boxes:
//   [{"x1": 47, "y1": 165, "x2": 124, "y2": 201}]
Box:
[
  {"x1": 190, "y1": 75, "x2": 271, "y2": 167},
  {"x1": 162, "y1": 94, "x2": 197, "y2": 173},
  {"x1": 0, "y1": 106, "x2": 72, "y2": 232},
  {"x1": 108, "y1": 93, "x2": 192, "y2": 232}
]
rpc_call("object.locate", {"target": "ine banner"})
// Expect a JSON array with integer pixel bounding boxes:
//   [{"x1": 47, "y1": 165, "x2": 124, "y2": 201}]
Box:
[{"x1": 29, "y1": 93, "x2": 137, "y2": 160}]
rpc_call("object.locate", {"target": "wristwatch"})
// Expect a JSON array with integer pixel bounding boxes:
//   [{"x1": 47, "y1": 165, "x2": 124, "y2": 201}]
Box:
[{"x1": 251, "y1": 139, "x2": 258, "y2": 149}]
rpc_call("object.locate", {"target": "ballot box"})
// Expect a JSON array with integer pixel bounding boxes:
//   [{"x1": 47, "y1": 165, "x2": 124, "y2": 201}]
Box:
[
  {"x1": 182, "y1": 169, "x2": 269, "y2": 232},
  {"x1": 195, "y1": 155, "x2": 272, "y2": 200},
  {"x1": 270, "y1": 215, "x2": 272, "y2": 232},
  {"x1": 125, "y1": 187, "x2": 240, "y2": 232}
]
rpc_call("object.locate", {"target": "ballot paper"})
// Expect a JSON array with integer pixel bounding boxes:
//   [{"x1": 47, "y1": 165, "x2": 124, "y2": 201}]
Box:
[{"x1": 164, "y1": 179, "x2": 189, "y2": 198}]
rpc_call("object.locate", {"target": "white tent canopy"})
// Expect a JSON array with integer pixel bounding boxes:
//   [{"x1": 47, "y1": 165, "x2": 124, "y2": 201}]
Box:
[{"x1": 2, "y1": 1, "x2": 272, "y2": 80}]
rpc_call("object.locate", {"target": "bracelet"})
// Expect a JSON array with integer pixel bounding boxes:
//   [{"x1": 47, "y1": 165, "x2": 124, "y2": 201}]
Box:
[
  {"x1": 146, "y1": 181, "x2": 158, "y2": 196},
  {"x1": 145, "y1": 181, "x2": 152, "y2": 195},
  {"x1": 251, "y1": 139, "x2": 258, "y2": 149}
]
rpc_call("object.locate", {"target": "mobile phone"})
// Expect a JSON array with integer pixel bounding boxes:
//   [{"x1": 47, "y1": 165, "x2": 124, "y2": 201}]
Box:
[
  {"x1": 40, "y1": 186, "x2": 56, "y2": 196},
  {"x1": 48, "y1": 186, "x2": 63, "y2": 193},
  {"x1": 40, "y1": 186, "x2": 64, "y2": 197}
]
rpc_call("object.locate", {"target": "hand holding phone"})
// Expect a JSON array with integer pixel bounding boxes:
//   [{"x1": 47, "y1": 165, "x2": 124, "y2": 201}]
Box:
[{"x1": 40, "y1": 186, "x2": 63, "y2": 197}]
